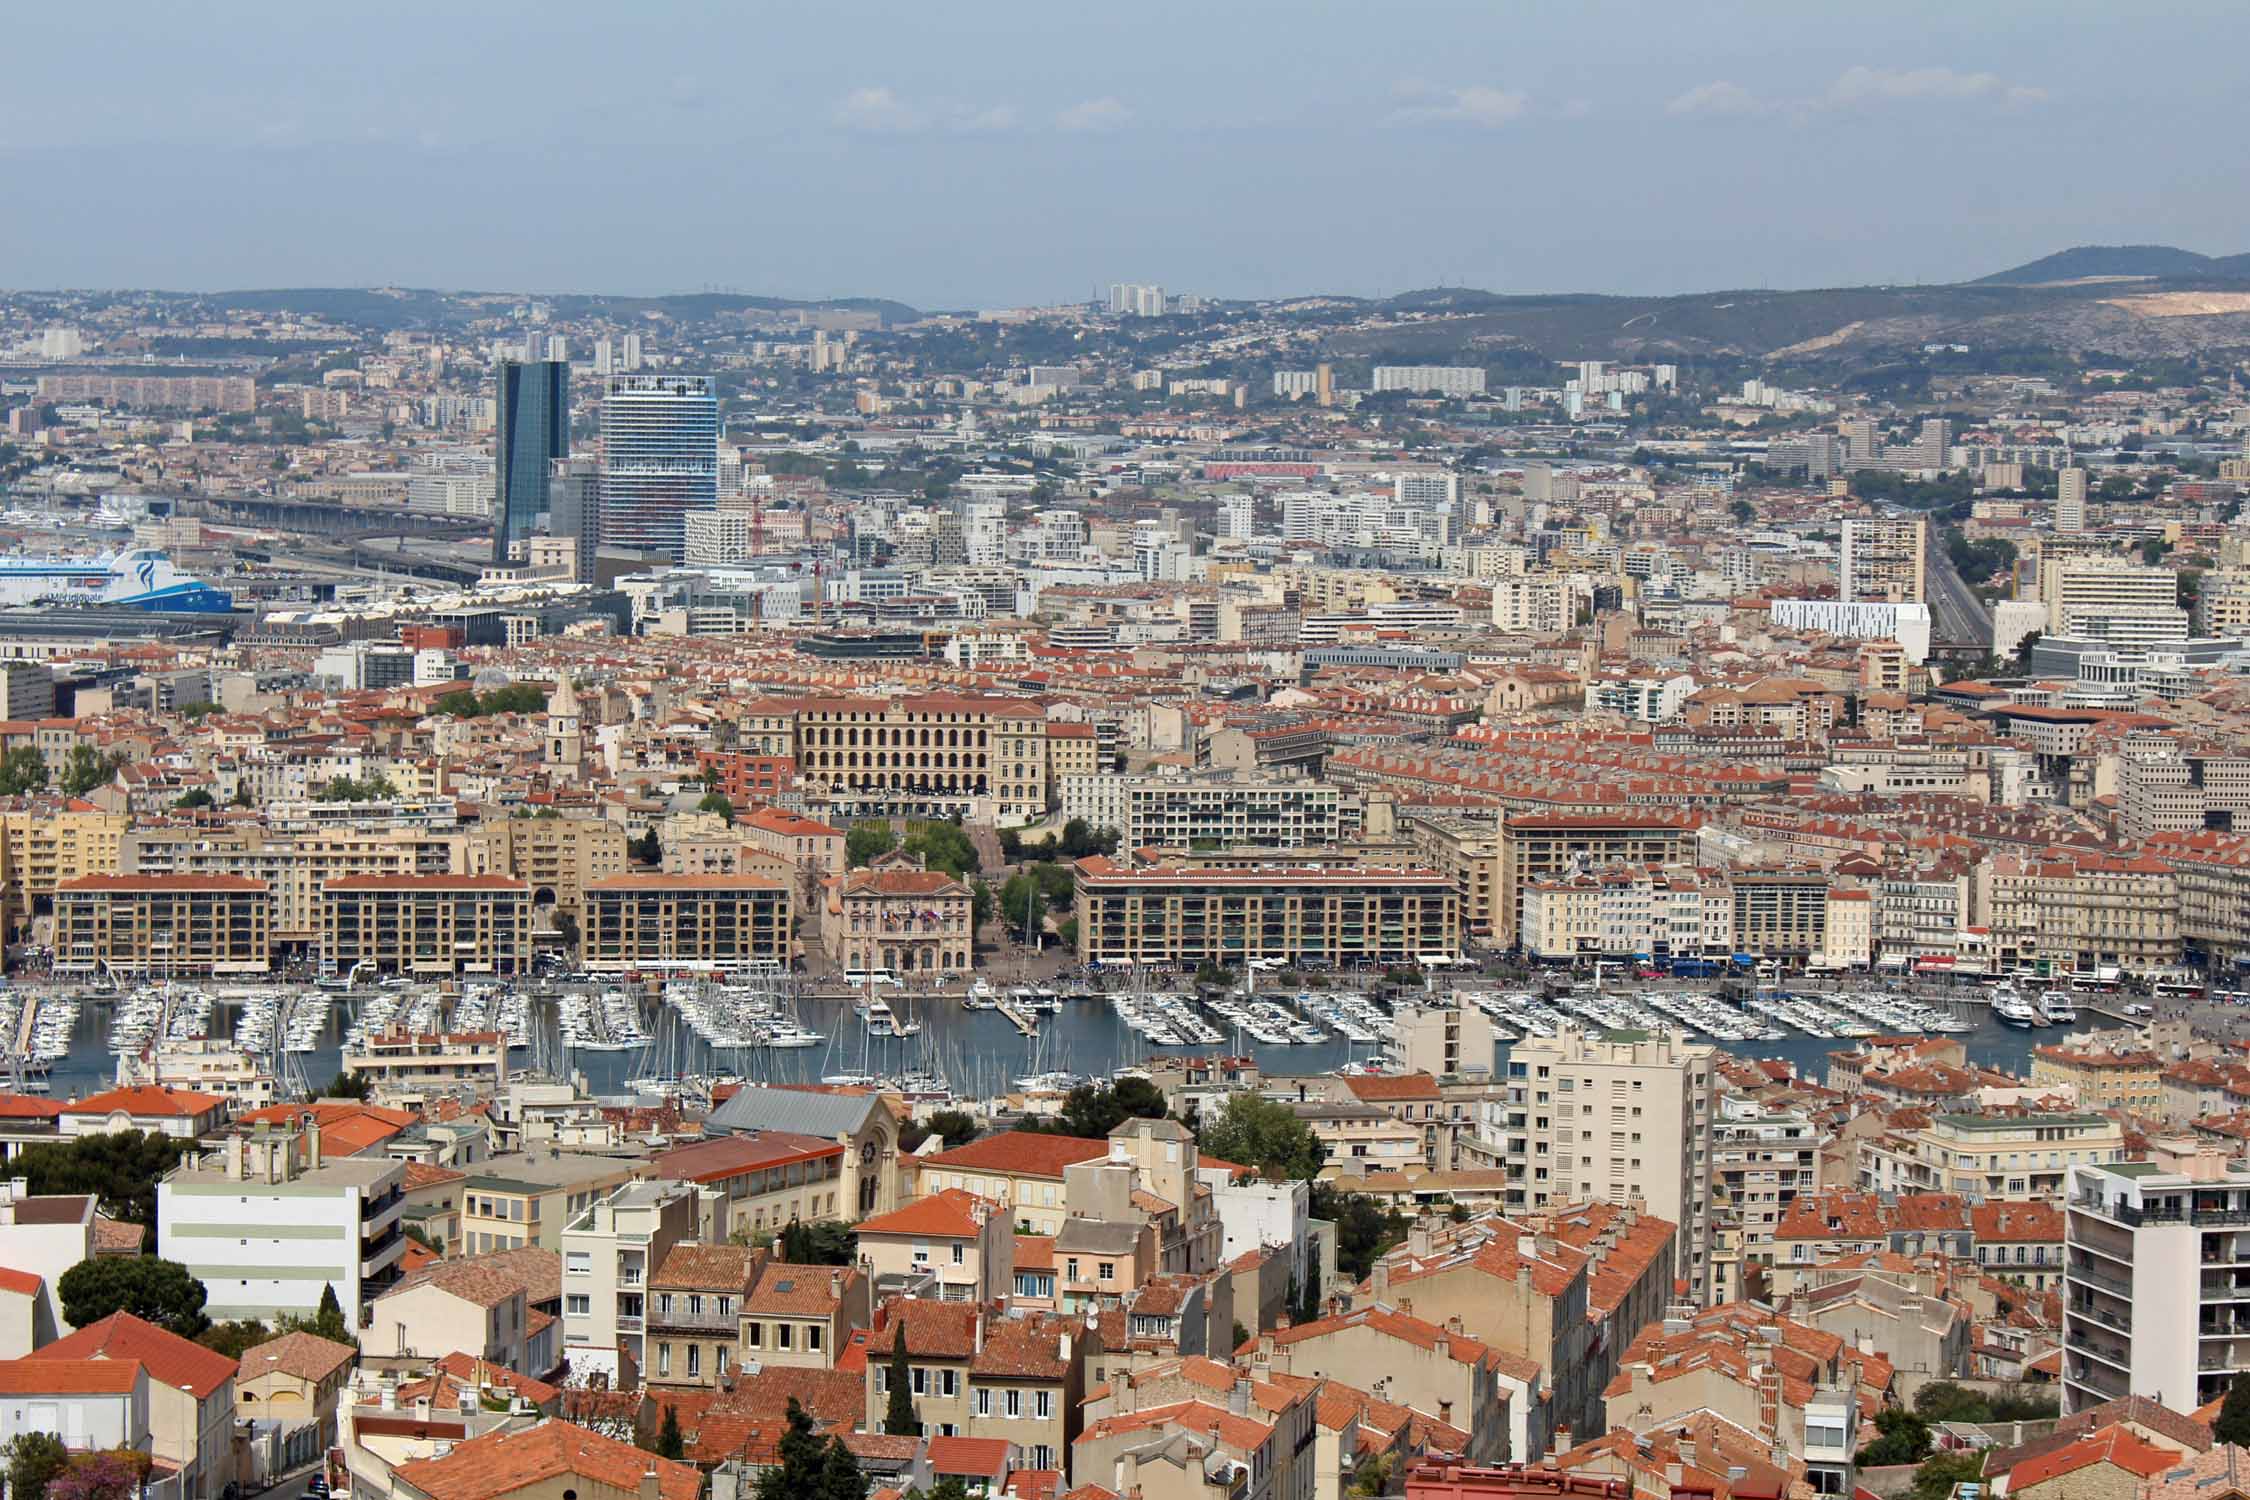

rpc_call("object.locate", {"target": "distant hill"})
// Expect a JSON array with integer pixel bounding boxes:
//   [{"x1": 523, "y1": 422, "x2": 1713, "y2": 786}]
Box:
[
  {"x1": 1974, "y1": 244, "x2": 2247, "y2": 285},
  {"x1": 183, "y1": 287, "x2": 922, "y2": 329}
]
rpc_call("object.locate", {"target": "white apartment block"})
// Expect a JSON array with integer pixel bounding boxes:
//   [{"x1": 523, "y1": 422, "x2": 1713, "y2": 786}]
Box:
[
  {"x1": 159, "y1": 1128, "x2": 406, "y2": 1334},
  {"x1": 561, "y1": 1179, "x2": 700, "y2": 1381},
  {"x1": 1494, "y1": 1025, "x2": 1717, "y2": 1300},
  {"x1": 1372, "y1": 366, "x2": 1487, "y2": 397},
  {"x1": 2062, "y1": 1146, "x2": 2250, "y2": 1415}
]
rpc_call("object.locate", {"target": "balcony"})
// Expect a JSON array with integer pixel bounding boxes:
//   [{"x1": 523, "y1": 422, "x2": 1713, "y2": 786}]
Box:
[
  {"x1": 2065, "y1": 1324, "x2": 2131, "y2": 1370},
  {"x1": 648, "y1": 1306, "x2": 739, "y2": 1334},
  {"x1": 2066, "y1": 1260, "x2": 2133, "y2": 1297}
]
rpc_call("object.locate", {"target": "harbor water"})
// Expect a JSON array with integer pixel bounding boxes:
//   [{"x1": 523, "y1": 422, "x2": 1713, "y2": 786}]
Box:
[{"x1": 18, "y1": 983, "x2": 2056, "y2": 1105}]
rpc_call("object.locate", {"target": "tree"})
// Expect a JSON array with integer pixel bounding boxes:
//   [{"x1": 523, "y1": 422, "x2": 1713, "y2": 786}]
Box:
[
  {"x1": 696, "y1": 790, "x2": 735, "y2": 825},
  {"x1": 1312, "y1": 1183, "x2": 1409, "y2": 1281},
  {"x1": 1857, "y1": 1407, "x2": 1932, "y2": 1467},
  {"x1": 753, "y1": 1399, "x2": 830, "y2": 1500},
  {"x1": 325, "y1": 1069, "x2": 372, "y2": 1100},
  {"x1": 1195, "y1": 960, "x2": 1237, "y2": 990},
  {"x1": 901, "y1": 820, "x2": 978, "y2": 878},
  {"x1": 0, "y1": 746, "x2": 48, "y2": 796},
  {"x1": 316, "y1": 773, "x2": 399, "y2": 803},
  {"x1": 173, "y1": 788, "x2": 215, "y2": 810},
  {"x1": 847, "y1": 821, "x2": 898, "y2": 867},
  {"x1": 58, "y1": 745, "x2": 123, "y2": 798},
  {"x1": 196, "y1": 1319, "x2": 273, "y2": 1360},
  {"x1": 631, "y1": 829, "x2": 662, "y2": 865},
  {"x1": 970, "y1": 879, "x2": 994, "y2": 933},
  {"x1": 778, "y1": 1220, "x2": 857, "y2": 1266},
  {"x1": 885, "y1": 1331, "x2": 922, "y2": 1435},
  {"x1": 1199, "y1": 1093, "x2": 1325, "y2": 1181},
  {"x1": 58, "y1": 1256, "x2": 208, "y2": 1338},
  {"x1": 1911, "y1": 1381, "x2": 1989, "y2": 1424},
  {"x1": 7, "y1": 1433, "x2": 68, "y2": 1500},
  {"x1": 655, "y1": 1404, "x2": 686, "y2": 1460},
  {"x1": 2216, "y1": 1370, "x2": 2250, "y2": 1446},
  {"x1": 899, "y1": 1110, "x2": 977, "y2": 1153},
  {"x1": 1909, "y1": 1451, "x2": 1985, "y2": 1500},
  {"x1": 553, "y1": 911, "x2": 581, "y2": 951},
  {"x1": 1017, "y1": 1078, "x2": 1167, "y2": 1140},
  {"x1": 14, "y1": 1131, "x2": 194, "y2": 1225},
  {"x1": 1729, "y1": 499, "x2": 1756, "y2": 524},
  {"x1": 49, "y1": 1452, "x2": 153, "y2": 1500},
  {"x1": 231, "y1": 782, "x2": 253, "y2": 808},
  {"x1": 300, "y1": 1283, "x2": 351, "y2": 1344}
]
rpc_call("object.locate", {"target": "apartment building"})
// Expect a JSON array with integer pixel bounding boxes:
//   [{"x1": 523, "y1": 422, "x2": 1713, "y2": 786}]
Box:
[
  {"x1": 1976, "y1": 852, "x2": 2180, "y2": 972},
  {"x1": 1858, "y1": 1111, "x2": 2126, "y2": 1202},
  {"x1": 736, "y1": 807, "x2": 846, "y2": 878},
  {"x1": 864, "y1": 1300, "x2": 1093, "y2": 1468},
  {"x1": 1730, "y1": 871, "x2": 1831, "y2": 959},
  {"x1": 856, "y1": 1189, "x2": 1018, "y2": 1303},
  {"x1": 0, "y1": 808, "x2": 127, "y2": 935},
  {"x1": 1497, "y1": 812, "x2": 1702, "y2": 949},
  {"x1": 2041, "y1": 558, "x2": 2179, "y2": 634},
  {"x1": 580, "y1": 874, "x2": 793, "y2": 972},
  {"x1": 772, "y1": 692, "x2": 1053, "y2": 827},
  {"x1": 54, "y1": 874, "x2": 271, "y2": 976},
  {"x1": 1497, "y1": 1025, "x2": 1716, "y2": 1301},
  {"x1": 1073, "y1": 855, "x2": 1461, "y2": 967},
  {"x1": 1402, "y1": 813, "x2": 1501, "y2": 940},
  {"x1": 2031, "y1": 1048, "x2": 2165, "y2": 1114},
  {"x1": 321, "y1": 874, "x2": 534, "y2": 977},
  {"x1": 2062, "y1": 1144, "x2": 2250, "y2": 1414},
  {"x1": 646, "y1": 1130, "x2": 857, "y2": 1239},
  {"x1": 158, "y1": 1126, "x2": 406, "y2": 1333},
  {"x1": 340, "y1": 1030, "x2": 506, "y2": 1100},
  {"x1": 122, "y1": 824, "x2": 456, "y2": 947},
  {"x1": 561, "y1": 1179, "x2": 698, "y2": 1379},
  {"x1": 459, "y1": 816, "x2": 629, "y2": 922},
  {"x1": 1839, "y1": 517, "x2": 1926, "y2": 604},
  {"x1": 1709, "y1": 1102, "x2": 1821, "y2": 1305},
  {"x1": 458, "y1": 1151, "x2": 640, "y2": 1253},
  {"x1": 1061, "y1": 773, "x2": 1358, "y2": 850}
]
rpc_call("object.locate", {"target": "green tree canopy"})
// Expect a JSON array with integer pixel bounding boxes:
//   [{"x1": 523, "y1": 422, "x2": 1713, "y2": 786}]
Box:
[
  {"x1": 2217, "y1": 1371, "x2": 2250, "y2": 1446},
  {"x1": 885, "y1": 1332, "x2": 921, "y2": 1435},
  {"x1": 58, "y1": 745, "x2": 125, "y2": 798},
  {"x1": 6, "y1": 1433, "x2": 68, "y2": 1500},
  {"x1": 0, "y1": 746, "x2": 48, "y2": 796},
  {"x1": 58, "y1": 1256, "x2": 208, "y2": 1338},
  {"x1": 655, "y1": 1404, "x2": 685, "y2": 1460},
  {"x1": 1857, "y1": 1407, "x2": 1932, "y2": 1467},
  {"x1": 316, "y1": 773, "x2": 399, "y2": 803},
  {"x1": 196, "y1": 1319, "x2": 274, "y2": 1360},
  {"x1": 14, "y1": 1131, "x2": 193, "y2": 1224},
  {"x1": 1016, "y1": 1079, "x2": 1167, "y2": 1140},
  {"x1": 901, "y1": 820, "x2": 978, "y2": 877},
  {"x1": 847, "y1": 821, "x2": 899, "y2": 867},
  {"x1": 696, "y1": 790, "x2": 735, "y2": 825},
  {"x1": 1909, "y1": 1452, "x2": 1986, "y2": 1500},
  {"x1": 1198, "y1": 1093, "x2": 1325, "y2": 1181},
  {"x1": 899, "y1": 1110, "x2": 978, "y2": 1153},
  {"x1": 777, "y1": 1220, "x2": 858, "y2": 1266}
]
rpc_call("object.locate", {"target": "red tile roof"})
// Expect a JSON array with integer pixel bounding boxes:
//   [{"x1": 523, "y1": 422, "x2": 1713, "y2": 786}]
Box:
[
  {"x1": 0, "y1": 1357, "x2": 145, "y2": 1394},
  {"x1": 42, "y1": 1311, "x2": 238, "y2": 1398},
  {"x1": 917, "y1": 1131, "x2": 1109, "y2": 1180},
  {"x1": 62, "y1": 1085, "x2": 226, "y2": 1118},
  {"x1": 2008, "y1": 1428, "x2": 2181, "y2": 1492},
  {"x1": 395, "y1": 1421, "x2": 702, "y2": 1500},
  {"x1": 856, "y1": 1188, "x2": 993, "y2": 1240}
]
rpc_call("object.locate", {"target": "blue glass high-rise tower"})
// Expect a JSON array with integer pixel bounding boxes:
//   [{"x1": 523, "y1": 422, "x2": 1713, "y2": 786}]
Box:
[
  {"x1": 493, "y1": 360, "x2": 570, "y2": 563},
  {"x1": 596, "y1": 374, "x2": 718, "y2": 561}
]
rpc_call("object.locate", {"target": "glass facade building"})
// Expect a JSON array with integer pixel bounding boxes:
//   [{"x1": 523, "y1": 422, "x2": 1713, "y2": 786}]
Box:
[
  {"x1": 598, "y1": 374, "x2": 718, "y2": 560},
  {"x1": 493, "y1": 360, "x2": 570, "y2": 563}
]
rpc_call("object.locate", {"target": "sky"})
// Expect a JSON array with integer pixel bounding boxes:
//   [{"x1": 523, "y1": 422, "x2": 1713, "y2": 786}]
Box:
[{"x1": 3, "y1": 1, "x2": 2247, "y2": 309}]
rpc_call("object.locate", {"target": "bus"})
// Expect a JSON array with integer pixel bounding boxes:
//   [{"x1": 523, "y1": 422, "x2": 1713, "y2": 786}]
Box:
[{"x1": 2153, "y1": 979, "x2": 2206, "y2": 1001}]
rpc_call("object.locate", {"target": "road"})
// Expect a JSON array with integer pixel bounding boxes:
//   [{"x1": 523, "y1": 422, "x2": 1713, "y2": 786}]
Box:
[{"x1": 1924, "y1": 539, "x2": 1994, "y2": 651}]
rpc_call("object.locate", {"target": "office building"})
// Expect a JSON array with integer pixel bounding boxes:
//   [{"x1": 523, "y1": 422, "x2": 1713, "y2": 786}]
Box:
[
  {"x1": 597, "y1": 374, "x2": 718, "y2": 560},
  {"x1": 2057, "y1": 466, "x2": 2088, "y2": 535},
  {"x1": 2041, "y1": 558, "x2": 2181, "y2": 636},
  {"x1": 0, "y1": 664, "x2": 55, "y2": 721},
  {"x1": 1500, "y1": 1024, "x2": 1717, "y2": 1300},
  {"x1": 492, "y1": 360, "x2": 569, "y2": 563},
  {"x1": 1839, "y1": 517, "x2": 1926, "y2": 604},
  {"x1": 2062, "y1": 1145, "x2": 2250, "y2": 1413}
]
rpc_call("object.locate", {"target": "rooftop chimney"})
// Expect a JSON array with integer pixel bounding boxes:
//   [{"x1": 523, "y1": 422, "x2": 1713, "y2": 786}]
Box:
[{"x1": 640, "y1": 1465, "x2": 662, "y2": 1500}]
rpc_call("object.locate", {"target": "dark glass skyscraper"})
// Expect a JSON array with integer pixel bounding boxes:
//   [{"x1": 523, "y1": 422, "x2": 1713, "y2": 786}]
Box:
[{"x1": 493, "y1": 360, "x2": 569, "y2": 562}]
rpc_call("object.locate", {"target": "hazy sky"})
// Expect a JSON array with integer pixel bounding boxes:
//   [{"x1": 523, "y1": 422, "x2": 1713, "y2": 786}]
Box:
[{"x1": 5, "y1": 1, "x2": 2246, "y2": 308}]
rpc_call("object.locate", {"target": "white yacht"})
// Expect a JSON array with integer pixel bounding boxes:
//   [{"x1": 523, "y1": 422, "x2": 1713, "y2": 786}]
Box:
[
  {"x1": 1993, "y1": 983, "x2": 2041, "y2": 1027},
  {"x1": 2037, "y1": 989, "x2": 2079, "y2": 1025}
]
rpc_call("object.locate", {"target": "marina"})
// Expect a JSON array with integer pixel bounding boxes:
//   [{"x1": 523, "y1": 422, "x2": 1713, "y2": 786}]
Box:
[{"x1": 0, "y1": 971, "x2": 2097, "y2": 1107}]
